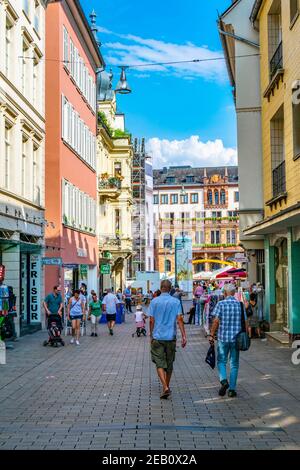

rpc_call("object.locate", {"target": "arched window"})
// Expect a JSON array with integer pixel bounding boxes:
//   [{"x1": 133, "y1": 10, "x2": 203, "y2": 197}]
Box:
[
  {"x1": 163, "y1": 233, "x2": 172, "y2": 249},
  {"x1": 207, "y1": 190, "x2": 213, "y2": 205},
  {"x1": 165, "y1": 259, "x2": 171, "y2": 272},
  {"x1": 215, "y1": 190, "x2": 219, "y2": 205},
  {"x1": 194, "y1": 260, "x2": 205, "y2": 273},
  {"x1": 220, "y1": 189, "x2": 226, "y2": 205}
]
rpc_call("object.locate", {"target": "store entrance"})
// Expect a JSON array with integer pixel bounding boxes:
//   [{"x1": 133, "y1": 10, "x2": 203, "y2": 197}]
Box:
[{"x1": 275, "y1": 239, "x2": 289, "y2": 331}]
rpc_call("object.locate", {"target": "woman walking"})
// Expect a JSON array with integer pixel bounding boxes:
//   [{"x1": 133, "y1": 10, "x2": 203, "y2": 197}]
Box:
[
  {"x1": 68, "y1": 289, "x2": 85, "y2": 345},
  {"x1": 88, "y1": 292, "x2": 102, "y2": 337}
]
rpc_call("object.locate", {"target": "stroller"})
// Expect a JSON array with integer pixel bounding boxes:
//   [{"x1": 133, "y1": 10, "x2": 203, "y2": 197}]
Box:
[
  {"x1": 132, "y1": 305, "x2": 147, "y2": 337},
  {"x1": 43, "y1": 314, "x2": 65, "y2": 347}
]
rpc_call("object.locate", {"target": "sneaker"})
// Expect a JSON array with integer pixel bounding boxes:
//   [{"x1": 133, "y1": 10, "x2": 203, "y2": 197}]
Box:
[
  {"x1": 70, "y1": 338, "x2": 75, "y2": 344},
  {"x1": 109, "y1": 329, "x2": 114, "y2": 336},
  {"x1": 219, "y1": 379, "x2": 229, "y2": 397},
  {"x1": 228, "y1": 390, "x2": 237, "y2": 398},
  {"x1": 75, "y1": 340, "x2": 80, "y2": 346},
  {"x1": 95, "y1": 333, "x2": 98, "y2": 337},
  {"x1": 90, "y1": 333, "x2": 94, "y2": 337}
]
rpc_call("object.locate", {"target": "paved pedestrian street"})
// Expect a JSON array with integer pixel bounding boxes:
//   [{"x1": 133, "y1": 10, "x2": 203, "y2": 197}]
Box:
[{"x1": 1, "y1": 316, "x2": 300, "y2": 451}]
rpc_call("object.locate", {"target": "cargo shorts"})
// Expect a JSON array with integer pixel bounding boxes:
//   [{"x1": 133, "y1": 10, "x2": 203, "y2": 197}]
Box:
[{"x1": 151, "y1": 339, "x2": 176, "y2": 373}]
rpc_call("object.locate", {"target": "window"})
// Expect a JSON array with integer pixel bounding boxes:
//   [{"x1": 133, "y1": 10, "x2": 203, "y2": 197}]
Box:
[
  {"x1": 22, "y1": 136, "x2": 29, "y2": 198},
  {"x1": 207, "y1": 190, "x2": 213, "y2": 205},
  {"x1": 166, "y1": 176, "x2": 175, "y2": 184},
  {"x1": 220, "y1": 189, "x2": 226, "y2": 204},
  {"x1": 153, "y1": 194, "x2": 159, "y2": 204},
  {"x1": 228, "y1": 211, "x2": 238, "y2": 217},
  {"x1": 191, "y1": 193, "x2": 198, "y2": 204},
  {"x1": 6, "y1": 17, "x2": 13, "y2": 77},
  {"x1": 215, "y1": 190, "x2": 219, "y2": 205},
  {"x1": 195, "y1": 211, "x2": 206, "y2": 218},
  {"x1": 33, "y1": 52, "x2": 40, "y2": 107},
  {"x1": 290, "y1": 0, "x2": 299, "y2": 23},
  {"x1": 268, "y1": 0, "x2": 283, "y2": 80},
  {"x1": 4, "y1": 123, "x2": 12, "y2": 190},
  {"x1": 161, "y1": 195, "x2": 168, "y2": 204},
  {"x1": 231, "y1": 230, "x2": 236, "y2": 244},
  {"x1": 33, "y1": 144, "x2": 40, "y2": 205},
  {"x1": 234, "y1": 192, "x2": 239, "y2": 202},
  {"x1": 114, "y1": 162, "x2": 122, "y2": 178},
  {"x1": 22, "y1": 40, "x2": 30, "y2": 96},
  {"x1": 171, "y1": 194, "x2": 178, "y2": 204},
  {"x1": 271, "y1": 105, "x2": 285, "y2": 196},
  {"x1": 293, "y1": 82, "x2": 300, "y2": 158},
  {"x1": 63, "y1": 26, "x2": 69, "y2": 68},
  {"x1": 226, "y1": 230, "x2": 236, "y2": 244},
  {"x1": 212, "y1": 211, "x2": 222, "y2": 218},
  {"x1": 186, "y1": 175, "x2": 194, "y2": 183},
  {"x1": 181, "y1": 194, "x2": 188, "y2": 204},
  {"x1": 63, "y1": 180, "x2": 96, "y2": 232},
  {"x1": 195, "y1": 231, "x2": 204, "y2": 244},
  {"x1": 226, "y1": 230, "x2": 231, "y2": 244},
  {"x1": 211, "y1": 231, "x2": 220, "y2": 244},
  {"x1": 34, "y1": 0, "x2": 40, "y2": 34},
  {"x1": 23, "y1": 0, "x2": 30, "y2": 17},
  {"x1": 115, "y1": 209, "x2": 121, "y2": 233},
  {"x1": 163, "y1": 234, "x2": 172, "y2": 249},
  {"x1": 61, "y1": 95, "x2": 96, "y2": 169},
  {"x1": 165, "y1": 260, "x2": 171, "y2": 273}
]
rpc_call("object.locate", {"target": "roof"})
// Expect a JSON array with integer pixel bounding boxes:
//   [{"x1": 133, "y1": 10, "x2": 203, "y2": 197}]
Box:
[
  {"x1": 219, "y1": 0, "x2": 242, "y2": 20},
  {"x1": 153, "y1": 166, "x2": 239, "y2": 186}
]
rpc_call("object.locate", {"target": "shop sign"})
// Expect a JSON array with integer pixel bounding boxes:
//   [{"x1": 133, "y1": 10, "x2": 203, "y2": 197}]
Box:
[
  {"x1": 100, "y1": 264, "x2": 111, "y2": 275},
  {"x1": 30, "y1": 255, "x2": 41, "y2": 323},
  {"x1": 80, "y1": 264, "x2": 88, "y2": 277},
  {"x1": 42, "y1": 257, "x2": 62, "y2": 266},
  {"x1": 63, "y1": 264, "x2": 78, "y2": 269},
  {"x1": 103, "y1": 251, "x2": 112, "y2": 259},
  {"x1": 0, "y1": 265, "x2": 5, "y2": 282}
]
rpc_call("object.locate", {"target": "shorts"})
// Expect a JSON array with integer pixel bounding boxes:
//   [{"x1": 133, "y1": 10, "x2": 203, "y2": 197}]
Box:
[
  {"x1": 70, "y1": 315, "x2": 83, "y2": 322},
  {"x1": 106, "y1": 314, "x2": 116, "y2": 322},
  {"x1": 151, "y1": 339, "x2": 176, "y2": 373},
  {"x1": 91, "y1": 314, "x2": 101, "y2": 324}
]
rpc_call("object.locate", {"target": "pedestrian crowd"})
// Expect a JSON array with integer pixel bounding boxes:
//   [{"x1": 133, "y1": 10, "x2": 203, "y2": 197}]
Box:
[{"x1": 43, "y1": 278, "x2": 265, "y2": 400}]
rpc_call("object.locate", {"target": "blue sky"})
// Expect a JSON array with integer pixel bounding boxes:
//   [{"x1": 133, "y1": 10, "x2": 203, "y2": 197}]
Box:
[{"x1": 81, "y1": 0, "x2": 237, "y2": 168}]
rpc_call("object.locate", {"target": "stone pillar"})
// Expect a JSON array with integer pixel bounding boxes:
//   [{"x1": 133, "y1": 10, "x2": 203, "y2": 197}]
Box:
[
  {"x1": 264, "y1": 237, "x2": 276, "y2": 325},
  {"x1": 288, "y1": 229, "x2": 300, "y2": 339}
]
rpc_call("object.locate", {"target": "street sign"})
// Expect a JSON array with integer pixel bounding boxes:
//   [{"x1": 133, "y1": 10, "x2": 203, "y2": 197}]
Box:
[
  {"x1": 80, "y1": 264, "x2": 88, "y2": 277},
  {"x1": 42, "y1": 257, "x2": 62, "y2": 266},
  {"x1": 63, "y1": 264, "x2": 78, "y2": 269},
  {"x1": 100, "y1": 264, "x2": 111, "y2": 275}
]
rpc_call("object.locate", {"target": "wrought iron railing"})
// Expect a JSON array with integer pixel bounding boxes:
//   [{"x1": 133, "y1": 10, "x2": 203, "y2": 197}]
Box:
[
  {"x1": 270, "y1": 41, "x2": 283, "y2": 80},
  {"x1": 272, "y1": 160, "x2": 286, "y2": 197}
]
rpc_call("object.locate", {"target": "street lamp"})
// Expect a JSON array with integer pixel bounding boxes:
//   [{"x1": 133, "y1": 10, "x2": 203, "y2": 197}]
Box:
[{"x1": 115, "y1": 66, "x2": 132, "y2": 94}]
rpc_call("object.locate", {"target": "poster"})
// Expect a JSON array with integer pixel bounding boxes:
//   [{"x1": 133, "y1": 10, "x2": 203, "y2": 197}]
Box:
[{"x1": 175, "y1": 235, "x2": 193, "y2": 298}]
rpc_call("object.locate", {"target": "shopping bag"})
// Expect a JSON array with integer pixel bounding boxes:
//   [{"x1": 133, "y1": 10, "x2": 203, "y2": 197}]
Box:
[{"x1": 205, "y1": 344, "x2": 216, "y2": 369}]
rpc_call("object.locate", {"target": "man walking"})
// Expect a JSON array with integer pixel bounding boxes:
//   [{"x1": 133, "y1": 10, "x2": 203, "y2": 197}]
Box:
[
  {"x1": 44, "y1": 286, "x2": 63, "y2": 320},
  {"x1": 123, "y1": 286, "x2": 132, "y2": 313},
  {"x1": 149, "y1": 280, "x2": 187, "y2": 399},
  {"x1": 208, "y1": 284, "x2": 247, "y2": 398},
  {"x1": 102, "y1": 288, "x2": 118, "y2": 335}
]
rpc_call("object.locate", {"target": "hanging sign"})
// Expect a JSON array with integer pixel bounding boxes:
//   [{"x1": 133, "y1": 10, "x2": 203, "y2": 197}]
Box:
[
  {"x1": 30, "y1": 255, "x2": 41, "y2": 323},
  {"x1": 0, "y1": 265, "x2": 5, "y2": 282}
]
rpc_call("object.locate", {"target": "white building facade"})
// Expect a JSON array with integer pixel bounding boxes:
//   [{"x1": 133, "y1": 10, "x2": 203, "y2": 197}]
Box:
[{"x1": 0, "y1": 0, "x2": 46, "y2": 336}]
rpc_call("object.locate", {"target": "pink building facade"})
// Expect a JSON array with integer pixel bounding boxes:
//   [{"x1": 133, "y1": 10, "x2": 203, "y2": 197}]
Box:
[{"x1": 45, "y1": 0, "x2": 103, "y2": 297}]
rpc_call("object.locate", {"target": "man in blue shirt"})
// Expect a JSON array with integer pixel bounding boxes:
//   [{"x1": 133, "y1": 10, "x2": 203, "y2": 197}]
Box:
[
  {"x1": 208, "y1": 284, "x2": 247, "y2": 398},
  {"x1": 148, "y1": 280, "x2": 187, "y2": 399}
]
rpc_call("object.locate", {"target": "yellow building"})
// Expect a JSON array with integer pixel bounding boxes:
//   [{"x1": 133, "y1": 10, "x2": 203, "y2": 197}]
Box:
[
  {"x1": 245, "y1": 0, "x2": 300, "y2": 339},
  {"x1": 97, "y1": 70, "x2": 133, "y2": 292}
]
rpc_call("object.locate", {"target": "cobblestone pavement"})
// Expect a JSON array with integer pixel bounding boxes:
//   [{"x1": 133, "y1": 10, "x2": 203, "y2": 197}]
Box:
[{"x1": 1, "y1": 312, "x2": 300, "y2": 450}]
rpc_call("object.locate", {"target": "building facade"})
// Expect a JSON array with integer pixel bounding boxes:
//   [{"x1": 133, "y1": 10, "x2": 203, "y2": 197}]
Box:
[
  {"x1": 218, "y1": 0, "x2": 265, "y2": 285},
  {"x1": 131, "y1": 139, "x2": 154, "y2": 276},
  {"x1": 244, "y1": 0, "x2": 300, "y2": 340},
  {"x1": 45, "y1": 0, "x2": 103, "y2": 299},
  {"x1": 97, "y1": 70, "x2": 133, "y2": 292},
  {"x1": 153, "y1": 166, "x2": 242, "y2": 277},
  {"x1": 0, "y1": 0, "x2": 46, "y2": 336}
]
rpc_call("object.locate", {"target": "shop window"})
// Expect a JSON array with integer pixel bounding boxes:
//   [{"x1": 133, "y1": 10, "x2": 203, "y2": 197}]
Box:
[{"x1": 165, "y1": 259, "x2": 171, "y2": 272}]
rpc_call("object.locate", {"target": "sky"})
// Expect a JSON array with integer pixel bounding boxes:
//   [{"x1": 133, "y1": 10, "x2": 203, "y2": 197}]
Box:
[{"x1": 81, "y1": 0, "x2": 237, "y2": 169}]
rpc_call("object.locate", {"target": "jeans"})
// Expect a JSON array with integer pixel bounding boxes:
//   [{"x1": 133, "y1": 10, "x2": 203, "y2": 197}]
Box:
[{"x1": 217, "y1": 340, "x2": 240, "y2": 391}]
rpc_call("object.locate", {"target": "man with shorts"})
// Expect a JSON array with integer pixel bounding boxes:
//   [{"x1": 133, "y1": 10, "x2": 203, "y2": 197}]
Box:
[
  {"x1": 102, "y1": 288, "x2": 118, "y2": 335},
  {"x1": 149, "y1": 280, "x2": 187, "y2": 399}
]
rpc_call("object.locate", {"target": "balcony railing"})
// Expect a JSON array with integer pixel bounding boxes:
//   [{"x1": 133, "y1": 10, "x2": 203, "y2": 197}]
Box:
[
  {"x1": 270, "y1": 41, "x2": 283, "y2": 80},
  {"x1": 98, "y1": 176, "x2": 121, "y2": 191},
  {"x1": 272, "y1": 160, "x2": 286, "y2": 197}
]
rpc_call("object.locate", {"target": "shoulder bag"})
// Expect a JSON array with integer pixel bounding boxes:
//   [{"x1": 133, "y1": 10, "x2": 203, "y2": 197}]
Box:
[{"x1": 236, "y1": 302, "x2": 251, "y2": 351}]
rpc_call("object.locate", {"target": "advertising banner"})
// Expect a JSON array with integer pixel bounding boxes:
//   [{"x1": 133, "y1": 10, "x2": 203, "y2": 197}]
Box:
[{"x1": 175, "y1": 236, "x2": 193, "y2": 298}]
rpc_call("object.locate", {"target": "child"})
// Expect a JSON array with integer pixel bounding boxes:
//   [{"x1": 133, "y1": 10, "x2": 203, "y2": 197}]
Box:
[{"x1": 134, "y1": 304, "x2": 147, "y2": 337}]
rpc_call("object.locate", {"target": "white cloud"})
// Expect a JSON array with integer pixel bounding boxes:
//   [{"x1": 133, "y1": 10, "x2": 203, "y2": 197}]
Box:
[
  {"x1": 146, "y1": 136, "x2": 237, "y2": 169},
  {"x1": 101, "y1": 30, "x2": 226, "y2": 81}
]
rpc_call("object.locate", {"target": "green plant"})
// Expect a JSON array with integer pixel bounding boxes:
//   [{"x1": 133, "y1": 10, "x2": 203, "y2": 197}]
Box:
[
  {"x1": 63, "y1": 214, "x2": 68, "y2": 225},
  {"x1": 98, "y1": 111, "x2": 114, "y2": 136},
  {"x1": 113, "y1": 128, "x2": 131, "y2": 139}
]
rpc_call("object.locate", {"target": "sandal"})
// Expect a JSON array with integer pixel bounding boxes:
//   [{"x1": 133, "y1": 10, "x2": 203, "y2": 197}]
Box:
[{"x1": 160, "y1": 388, "x2": 171, "y2": 399}]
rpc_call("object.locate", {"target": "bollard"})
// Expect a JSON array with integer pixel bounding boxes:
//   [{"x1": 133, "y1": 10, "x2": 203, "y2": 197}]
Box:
[{"x1": 0, "y1": 340, "x2": 6, "y2": 365}]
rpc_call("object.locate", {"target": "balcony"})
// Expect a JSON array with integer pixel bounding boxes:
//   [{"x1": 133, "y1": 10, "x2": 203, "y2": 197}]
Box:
[
  {"x1": 270, "y1": 41, "x2": 283, "y2": 80},
  {"x1": 98, "y1": 175, "x2": 122, "y2": 198},
  {"x1": 99, "y1": 233, "x2": 133, "y2": 254}
]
